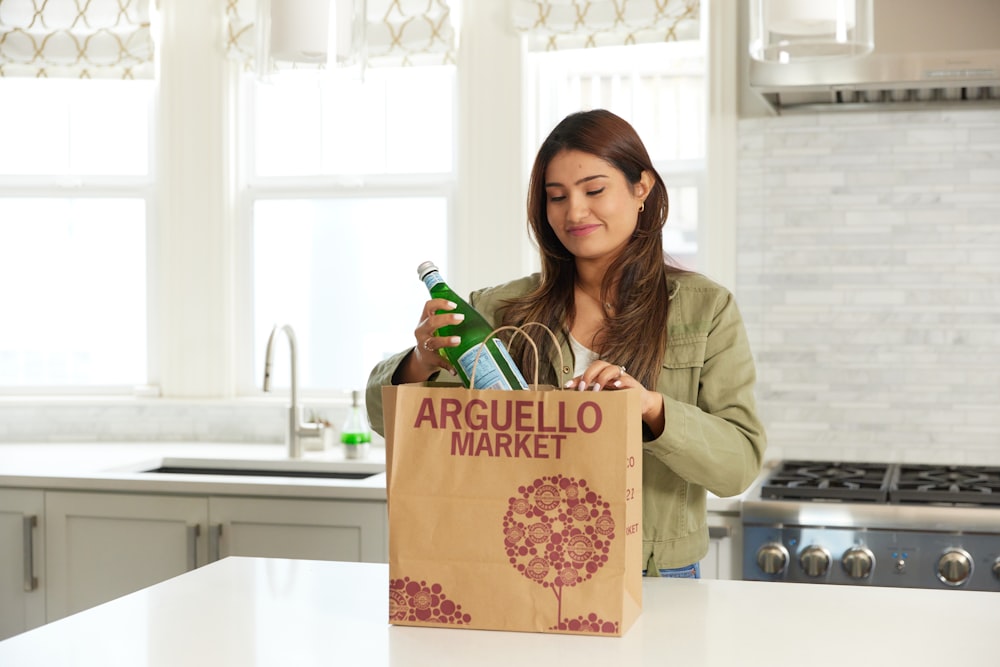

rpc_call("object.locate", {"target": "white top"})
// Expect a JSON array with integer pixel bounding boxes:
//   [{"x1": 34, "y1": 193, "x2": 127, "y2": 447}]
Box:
[
  {"x1": 0, "y1": 557, "x2": 995, "y2": 666},
  {"x1": 568, "y1": 333, "x2": 600, "y2": 376}
]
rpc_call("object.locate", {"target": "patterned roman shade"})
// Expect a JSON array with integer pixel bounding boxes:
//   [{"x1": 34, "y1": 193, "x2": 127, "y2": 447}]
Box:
[
  {"x1": 226, "y1": 0, "x2": 457, "y2": 70},
  {"x1": 512, "y1": 0, "x2": 700, "y2": 50},
  {"x1": 0, "y1": 0, "x2": 152, "y2": 78}
]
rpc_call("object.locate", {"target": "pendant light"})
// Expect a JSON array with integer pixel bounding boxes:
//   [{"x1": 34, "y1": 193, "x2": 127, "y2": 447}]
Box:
[{"x1": 256, "y1": 0, "x2": 366, "y2": 78}]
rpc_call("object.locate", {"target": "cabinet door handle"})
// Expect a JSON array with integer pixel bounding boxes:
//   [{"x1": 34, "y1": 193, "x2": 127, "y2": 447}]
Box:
[
  {"x1": 708, "y1": 525, "x2": 732, "y2": 539},
  {"x1": 187, "y1": 524, "x2": 201, "y2": 571},
  {"x1": 23, "y1": 515, "x2": 38, "y2": 592},
  {"x1": 209, "y1": 524, "x2": 223, "y2": 562}
]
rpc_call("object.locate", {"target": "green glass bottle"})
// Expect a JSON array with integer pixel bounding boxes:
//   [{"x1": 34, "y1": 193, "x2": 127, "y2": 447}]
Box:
[{"x1": 417, "y1": 261, "x2": 529, "y2": 391}]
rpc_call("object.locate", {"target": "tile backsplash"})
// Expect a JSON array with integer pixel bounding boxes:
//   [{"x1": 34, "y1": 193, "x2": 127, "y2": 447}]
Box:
[{"x1": 737, "y1": 108, "x2": 1000, "y2": 465}]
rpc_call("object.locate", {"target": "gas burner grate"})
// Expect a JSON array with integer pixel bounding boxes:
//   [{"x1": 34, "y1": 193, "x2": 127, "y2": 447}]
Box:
[
  {"x1": 890, "y1": 465, "x2": 1000, "y2": 506},
  {"x1": 761, "y1": 460, "x2": 892, "y2": 503}
]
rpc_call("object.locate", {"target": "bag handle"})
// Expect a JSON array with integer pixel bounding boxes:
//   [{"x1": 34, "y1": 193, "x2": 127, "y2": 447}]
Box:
[{"x1": 472, "y1": 322, "x2": 565, "y2": 389}]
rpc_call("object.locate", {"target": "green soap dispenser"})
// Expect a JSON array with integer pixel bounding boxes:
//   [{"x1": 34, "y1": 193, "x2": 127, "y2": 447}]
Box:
[{"x1": 341, "y1": 390, "x2": 371, "y2": 459}]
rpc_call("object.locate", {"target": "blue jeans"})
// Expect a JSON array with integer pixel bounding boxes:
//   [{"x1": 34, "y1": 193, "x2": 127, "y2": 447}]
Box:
[{"x1": 643, "y1": 563, "x2": 701, "y2": 579}]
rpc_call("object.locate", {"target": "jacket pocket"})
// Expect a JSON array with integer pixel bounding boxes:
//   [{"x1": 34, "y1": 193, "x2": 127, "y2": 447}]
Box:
[
  {"x1": 662, "y1": 336, "x2": 707, "y2": 369},
  {"x1": 659, "y1": 336, "x2": 707, "y2": 405}
]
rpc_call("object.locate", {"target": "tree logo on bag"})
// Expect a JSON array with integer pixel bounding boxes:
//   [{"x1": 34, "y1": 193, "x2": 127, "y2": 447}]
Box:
[{"x1": 503, "y1": 474, "x2": 619, "y2": 634}]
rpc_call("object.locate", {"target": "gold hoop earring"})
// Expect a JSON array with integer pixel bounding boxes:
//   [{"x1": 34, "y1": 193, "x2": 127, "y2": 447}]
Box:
[{"x1": 638, "y1": 203, "x2": 645, "y2": 213}]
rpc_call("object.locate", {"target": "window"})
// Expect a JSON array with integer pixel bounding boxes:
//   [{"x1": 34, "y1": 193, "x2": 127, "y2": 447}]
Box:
[
  {"x1": 0, "y1": 79, "x2": 153, "y2": 391},
  {"x1": 524, "y1": 40, "x2": 706, "y2": 269},
  {"x1": 253, "y1": 196, "x2": 447, "y2": 390},
  {"x1": 245, "y1": 65, "x2": 456, "y2": 393},
  {"x1": 252, "y1": 68, "x2": 455, "y2": 177}
]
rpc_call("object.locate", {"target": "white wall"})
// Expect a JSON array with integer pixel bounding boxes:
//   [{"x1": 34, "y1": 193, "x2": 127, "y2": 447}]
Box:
[{"x1": 738, "y1": 108, "x2": 1000, "y2": 465}]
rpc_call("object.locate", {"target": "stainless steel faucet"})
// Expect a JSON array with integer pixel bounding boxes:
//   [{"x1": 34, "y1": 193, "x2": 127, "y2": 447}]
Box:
[{"x1": 262, "y1": 324, "x2": 322, "y2": 459}]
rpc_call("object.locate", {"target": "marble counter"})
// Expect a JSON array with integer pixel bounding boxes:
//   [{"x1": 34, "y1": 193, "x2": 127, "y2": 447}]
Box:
[{"x1": 0, "y1": 442, "x2": 387, "y2": 500}]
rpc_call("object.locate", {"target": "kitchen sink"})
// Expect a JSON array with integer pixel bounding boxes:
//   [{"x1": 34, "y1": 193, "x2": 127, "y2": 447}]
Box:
[{"x1": 133, "y1": 456, "x2": 384, "y2": 480}]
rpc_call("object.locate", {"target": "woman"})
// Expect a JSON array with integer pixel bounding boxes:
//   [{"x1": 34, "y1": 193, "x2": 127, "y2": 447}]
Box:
[{"x1": 366, "y1": 109, "x2": 766, "y2": 578}]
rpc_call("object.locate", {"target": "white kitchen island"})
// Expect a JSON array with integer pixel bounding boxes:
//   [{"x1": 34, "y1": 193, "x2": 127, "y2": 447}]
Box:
[{"x1": 0, "y1": 557, "x2": 995, "y2": 667}]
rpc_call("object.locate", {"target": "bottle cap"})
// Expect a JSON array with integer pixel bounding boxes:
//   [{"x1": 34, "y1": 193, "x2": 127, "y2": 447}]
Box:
[{"x1": 417, "y1": 261, "x2": 438, "y2": 280}]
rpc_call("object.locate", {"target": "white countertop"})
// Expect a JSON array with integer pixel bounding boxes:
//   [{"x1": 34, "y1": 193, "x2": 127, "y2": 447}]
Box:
[
  {"x1": 0, "y1": 556, "x2": 995, "y2": 666},
  {"x1": 0, "y1": 442, "x2": 387, "y2": 501},
  {"x1": 0, "y1": 442, "x2": 752, "y2": 510}
]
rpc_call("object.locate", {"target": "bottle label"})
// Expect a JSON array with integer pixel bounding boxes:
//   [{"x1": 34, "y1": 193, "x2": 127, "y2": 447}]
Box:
[
  {"x1": 422, "y1": 271, "x2": 443, "y2": 290},
  {"x1": 458, "y1": 340, "x2": 529, "y2": 391}
]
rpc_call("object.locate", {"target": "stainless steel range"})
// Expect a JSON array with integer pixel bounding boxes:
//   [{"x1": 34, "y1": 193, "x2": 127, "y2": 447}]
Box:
[{"x1": 742, "y1": 461, "x2": 1000, "y2": 591}]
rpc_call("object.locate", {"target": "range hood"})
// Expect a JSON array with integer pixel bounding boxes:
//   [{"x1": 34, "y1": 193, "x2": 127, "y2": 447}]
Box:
[{"x1": 748, "y1": 0, "x2": 1000, "y2": 111}]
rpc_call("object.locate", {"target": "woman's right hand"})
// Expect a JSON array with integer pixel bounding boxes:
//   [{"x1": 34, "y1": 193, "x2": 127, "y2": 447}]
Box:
[{"x1": 409, "y1": 298, "x2": 464, "y2": 379}]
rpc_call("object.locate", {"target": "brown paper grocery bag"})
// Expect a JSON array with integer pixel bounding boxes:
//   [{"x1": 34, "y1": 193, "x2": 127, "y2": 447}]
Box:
[{"x1": 383, "y1": 382, "x2": 643, "y2": 636}]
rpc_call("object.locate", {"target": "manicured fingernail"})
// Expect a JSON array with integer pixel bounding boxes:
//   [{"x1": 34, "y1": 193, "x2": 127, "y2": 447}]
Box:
[
  {"x1": 591, "y1": 383, "x2": 602, "y2": 391},
  {"x1": 613, "y1": 380, "x2": 623, "y2": 388},
  {"x1": 449, "y1": 337, "x2": 460, "y2": 345},
  {"x1": 452, "y1": 313, "x2": 465, "y2": 322},
  {"x1": 577, "y1": 380, "x2": 587, "y2": 391},
  {"x1": 446, "y1": 301, "x2": 457, "y2": 309},
  {"x1": 564, "y1": 380, "x2": 575, "y2": 388}
]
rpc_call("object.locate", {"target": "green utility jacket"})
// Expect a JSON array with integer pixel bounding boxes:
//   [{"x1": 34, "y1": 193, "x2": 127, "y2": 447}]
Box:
[{"x1": 366, "y1": 271, "x2": 767, "y2": 571}]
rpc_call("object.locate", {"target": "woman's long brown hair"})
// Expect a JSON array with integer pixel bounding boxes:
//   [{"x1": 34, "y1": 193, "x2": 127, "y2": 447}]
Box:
[{"x1": 500, "y1": 109, "x2": 685, "y2": 389}]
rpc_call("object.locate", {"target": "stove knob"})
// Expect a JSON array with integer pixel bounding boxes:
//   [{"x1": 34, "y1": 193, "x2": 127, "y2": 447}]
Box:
[
  {"x1": 937, "y1": 549, "x2": 973, "y2": 586},
  {"x1": 799, "y1": 545, "x2": 831, "y2": 578},
  {"x1": 756, "y1": 543, "x2": 789, "y2": 575},
  {"x1": 842, "y1": 546, "x2": 875, "y2": 579}
]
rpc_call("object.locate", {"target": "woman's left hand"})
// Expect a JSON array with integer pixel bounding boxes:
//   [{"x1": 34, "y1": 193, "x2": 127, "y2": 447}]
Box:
[
  {"x1": 564, "y1": 361, "x2": 665, "y2": 437},
  {"x1": 564, "y1": 361, "x2": 632, "y2": 393}
]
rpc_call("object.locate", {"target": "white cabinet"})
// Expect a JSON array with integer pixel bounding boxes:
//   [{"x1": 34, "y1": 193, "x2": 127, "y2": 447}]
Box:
[
  {"x1": 0, "y1": 489, "x2": 45, "y2": 640},
  {"x1": 211, "y1": 496, "x2": 387, "y2": 564},
  {"x1": 45, "y1": 491, "x2": 207, "y2": 622},
  {"x1": 41, "y1": 491, "x2": 388, "y2": 624},
  {"x1": 702, "y1": 512, "x2": 741, "y2": 580}
]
